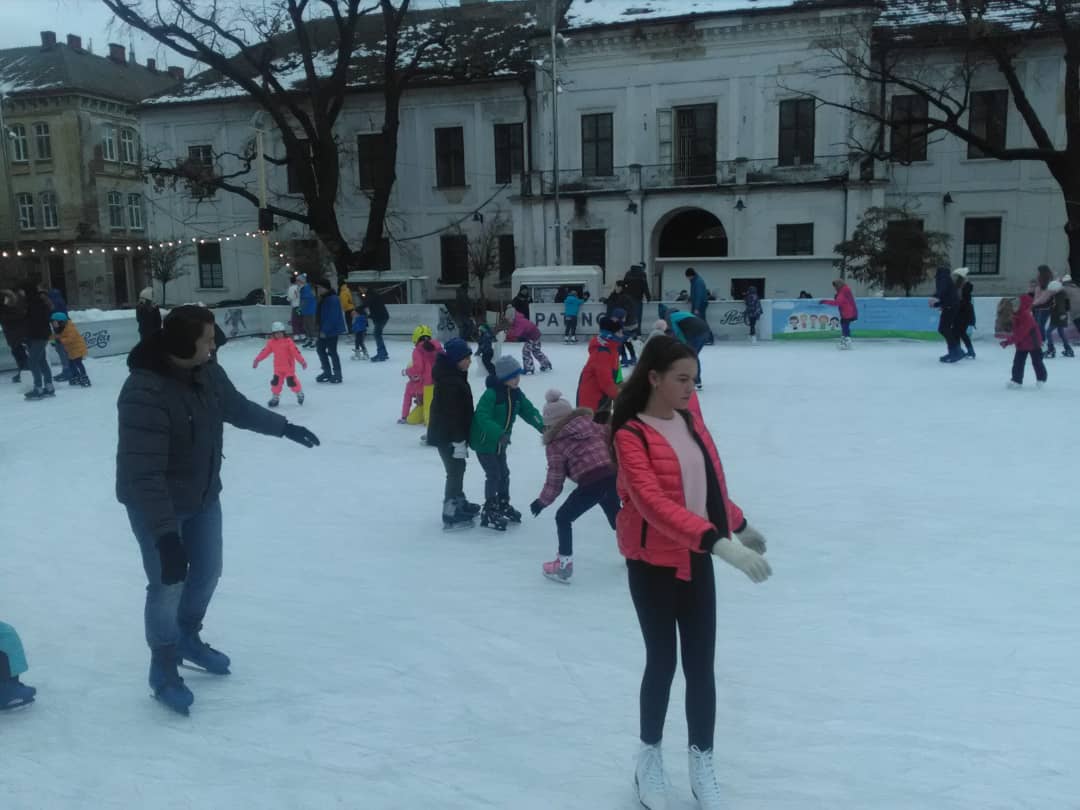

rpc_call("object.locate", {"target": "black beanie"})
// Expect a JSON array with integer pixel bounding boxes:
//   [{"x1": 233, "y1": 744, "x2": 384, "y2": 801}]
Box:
[{"x1": 163, "y1": 305, "x2": 215, "y2": 359}]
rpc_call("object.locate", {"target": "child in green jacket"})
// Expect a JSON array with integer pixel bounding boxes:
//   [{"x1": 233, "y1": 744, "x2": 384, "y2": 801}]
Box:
[{"x1": 469, "y1": 354, "x2": 544, "y2": 531}]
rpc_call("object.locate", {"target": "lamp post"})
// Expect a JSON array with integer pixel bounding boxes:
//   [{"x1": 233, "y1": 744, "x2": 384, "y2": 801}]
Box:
[
  {"x1": 251, "y1": 111, "x2": 272, "y2": 305},
  {"x1": 0, "y1": 90, "x2": 21, "y2": 255},
  {"x1": 550, "y1": 10, "x2": 561, "y2": 266}
]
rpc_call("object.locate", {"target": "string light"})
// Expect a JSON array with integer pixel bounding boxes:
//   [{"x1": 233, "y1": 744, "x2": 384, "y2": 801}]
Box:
[{"x1": 0, "y1": 231, "x2": 274, "y2": 262}]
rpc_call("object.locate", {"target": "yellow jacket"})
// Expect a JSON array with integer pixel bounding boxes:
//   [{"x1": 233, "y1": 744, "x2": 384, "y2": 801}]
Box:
[
  {"x1": 339, "y1": 285, "x2": 355, "y2": 312},
  {"x1": 53, "y1": 320, "x2": 88, "y2": 360}
]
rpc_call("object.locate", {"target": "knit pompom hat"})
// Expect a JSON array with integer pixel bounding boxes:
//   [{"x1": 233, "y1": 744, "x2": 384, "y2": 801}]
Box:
[
  {"x1": 443, "y1": 337, "x2": 472, "y2": 364},
  {"x1": 653, "y1": 318, "x2": 668, "y2": 332},
  {"x1": 494, "y1": 354, "x2": 522, "y2": 382},
  {"x1": 542, "y1": 389, "x2": 574, "y2": 426}
]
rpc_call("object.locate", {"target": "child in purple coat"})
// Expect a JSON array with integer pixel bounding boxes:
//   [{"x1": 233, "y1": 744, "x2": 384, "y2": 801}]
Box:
[
  {"x1": 530, "y1": 390, "x2": 620, "y2": 583},
  {"x1": 504, "y1": 306, "x2": 552, "y2": 374}
]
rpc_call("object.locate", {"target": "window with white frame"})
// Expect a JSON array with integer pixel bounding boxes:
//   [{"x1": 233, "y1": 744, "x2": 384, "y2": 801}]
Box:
[
  {"x1": 40, "y1": 192, "x2": 59, "y2": 229},
  {"x1": 11, "y1": 124, "x2": 28, "y2": 162},
  {"x1": 102, "y1": 125, "x2": 118, "y2": 161},
  {"x1": 186, "y1": 144, "x2": 216, "y2": 198},
  {"x1": 120, "y1": 128, "x2": 138, "y2": 163},
  {"x1": 963, "y1": 217, "x2": 1002, "y2": 275},
  {"x1": 127, "y1": 193, "x2": 143, "y2": 230},
  {"x1": 16, "y1": 193, "x2": 35, "y2": 229},
  {"x1": 107, "y1": 191, "x2": 124, "y2": 229},
  {"x1": 33, "y1": 122, "x2": 52, "y2": 160}
]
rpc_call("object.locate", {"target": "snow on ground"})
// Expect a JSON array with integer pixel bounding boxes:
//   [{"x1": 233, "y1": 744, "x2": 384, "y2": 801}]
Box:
[{"x1": 1, "y1": 338, "x2": 1079, "y2": 809}]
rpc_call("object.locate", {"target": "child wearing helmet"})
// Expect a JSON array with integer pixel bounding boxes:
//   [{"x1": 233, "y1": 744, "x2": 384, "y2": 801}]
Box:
[
  {"x1": 253, "y1": 321, "x2": 307, "y2": 407},
  {"x1": 400, "y1": 325, "x2": 443, "y2": 425},
  {"x1": 49, "y1": 312, "x2": 90, "y2": 387}
]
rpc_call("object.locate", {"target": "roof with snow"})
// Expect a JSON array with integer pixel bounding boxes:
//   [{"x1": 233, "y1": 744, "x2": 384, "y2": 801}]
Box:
[
  {"x1": 0, "y1": 41, "x2": 180, "y2": 103},
  {"x1": 875, "y1": 0, "x2": 1079, "y2": 36},
  {"x1": 145, "y1": 1, "x2": 535, "y2": 107},
  {"x1": 563, "y1": 0, "x2": 820, "y2": 31}
]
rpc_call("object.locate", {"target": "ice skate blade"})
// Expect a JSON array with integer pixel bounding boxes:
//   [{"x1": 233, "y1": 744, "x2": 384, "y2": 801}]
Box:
[
  {"x1": 179, "y1": 661, "x2": 231, "y2": 675},
  {"x1": 151, "y1": 693, "x2": 191, "y2": 716},
  {"x1": 0, "y1": 697, "x2": 35, "y2": 710},
  {"x1": 543, "y1": 572, "x2": 572, "y2": 585},
  {"x1": 442, "y1": 520, "x2": 475, "y2": 532}
]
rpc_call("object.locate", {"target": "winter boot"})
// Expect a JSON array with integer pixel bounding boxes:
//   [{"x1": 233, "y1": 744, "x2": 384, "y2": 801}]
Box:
[
  {"x1": 268, "y1": 395, "x2": 280, "y2": 408},
  {"x1": 177, "y1": 630, "x2": 231, "y2": 675},
  {"x1": 296, "y1": 391, "x2": 305, "y2": 405},
  {"x1": 966, "y1": 349, "x2": 976, "y2": 359},
  {"x1": 53, "y1": 372, "x2": 70, "y2": 383},
  {"x1": 330, "y1": 375, "x2": 342, "y2": 384},
  {"x1": 1064, "y1": 346, "x2": 1075, "y2": 358},
  {"x1": 24, "y1": 388, "x2": 46, "y2": 401},
  {"x1": 461, "y1": 498, "x2": 481, "y2": 516},
  {"x1": 1007, "y1": 380, "x2": 1022, "y2": 389},
  {"x1": 149, "y1": 646, "x2": 194, "y2": 715},
  {"x1": 542, "y1": 555, "x2": 573, "y2": 584},
  {"x1": 0, "y1": 677, "x2": 36, "y2": 709},
  {"x1": 10, "y1": 372, "x2": 20, "y2": 383},
  {"x1": 442, "y1": 498, "x2": 475, "y2": 530},
  {"x1": 480, "y1": 500, "x2": 508, "y2": 532},
  {"x1": 498, "y1": 497, "x2": 522, "y2": 524},
  {"x1": 43, "y1": 385, "x2": 56, "y2": 397},
  {"x1": 634, "y1": 743, "x2": 669, "y2": 810},
  {"x1": 1045, "y1": 345, "x2": 1056, "y2": 359},
  {"x1": 316, "y1": 372, "x2": 331, "y2": 383},
  {"x1": 688, "y1": 746, "x2": 724, "y2": 809},
  {"x1": 68, "y1": 375, "x2": 81, "y2": 386},
  {"x1": 79, "y1": 375, "x2": 91, "y2": 387}
]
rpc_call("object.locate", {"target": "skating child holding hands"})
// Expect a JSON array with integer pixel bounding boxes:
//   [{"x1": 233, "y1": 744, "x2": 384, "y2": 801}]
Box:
[
  {"x1": 400, "y1": 325, "x2": 442, "y2": 425},
  {"x1": 253, "y1": 321, "x2": 307, "y2": 407}
]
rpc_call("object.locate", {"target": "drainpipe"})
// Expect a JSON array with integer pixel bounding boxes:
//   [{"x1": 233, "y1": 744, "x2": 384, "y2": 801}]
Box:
[{"x1": 840, "y1": 176, "x2": 849, "y2": 280}]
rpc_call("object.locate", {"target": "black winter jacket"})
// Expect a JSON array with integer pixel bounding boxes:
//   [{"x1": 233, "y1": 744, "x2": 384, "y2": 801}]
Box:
[
  {"x1": 956, "y1": 281, "x2": 976, "y2": 330},
  {"x1": 367, "y1": 291, "x2": 389, "y2": 322},
  {"x1": 426, "y1": 352, "x2": 474, "y2": 447},
  {"x1": 136, "y1": 301, "x2": 162, "y2": 339},
  {"x1": 0, "y1": 299, "x2": 27, "y2": 347},
  {"x1": 115, "y1": 333, "x2": 287, "y2": 539},
  {"x1": 24, "y1": 291, "x2": 52, "y2": 340}
]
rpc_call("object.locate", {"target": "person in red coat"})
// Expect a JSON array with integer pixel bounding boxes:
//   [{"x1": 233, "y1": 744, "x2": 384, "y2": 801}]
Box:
[
  {"x1": 1001, "y1": 294, "x2": 1048, "y2": 388},
  {"x1": 610, "y1": 335, "x2": 771, "y2": 810},
  {"x1": 576, "y1": 316, "x2": 622, "y2": 423},
  {"x1": 821, "y1": 279, "x2": 858, "y2": 349}
]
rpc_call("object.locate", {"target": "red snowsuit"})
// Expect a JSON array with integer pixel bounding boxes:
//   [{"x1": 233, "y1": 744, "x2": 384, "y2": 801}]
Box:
[
  {"x1": 402, "y1": 338, "x2": 443, "y2": 420},
  {"x1": 613, "y1": 410, "x2": 745, "y2": 582},
  {"x1": 576, "y1": 336, "x2": 621, "y2": 412},
  {"x1": 253, "y1": 336, "x2": 307, "y2": 395}
]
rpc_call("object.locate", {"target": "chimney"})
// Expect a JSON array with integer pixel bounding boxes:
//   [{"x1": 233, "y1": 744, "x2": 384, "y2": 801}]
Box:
[
  {"x1": 66, "y1": 34, "x2": 82, "y2": 51},
  {"x1": 108, "y1": 43, "x2": 126, "y2": 64},
  {"x1": 147, "y1": 58, "x2": 157, "y2": 72},
  {"x1": 40, "y1": 31, "x2": 57, "y2": 50},
  {"x1": 167, "y1": 66, "x2": 184, "y2": 81}
]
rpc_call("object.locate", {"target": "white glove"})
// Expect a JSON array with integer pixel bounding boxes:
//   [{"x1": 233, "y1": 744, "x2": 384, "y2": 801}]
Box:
[
  {"x1": 452, "y1": 441, "x2": 468, "y2": 460},
  {"x1": 712, "y1": 536, "x2": 772, "y2": 583},
  {"x1": 735, "y1": 524, "x2": 767, "y2": 555}
]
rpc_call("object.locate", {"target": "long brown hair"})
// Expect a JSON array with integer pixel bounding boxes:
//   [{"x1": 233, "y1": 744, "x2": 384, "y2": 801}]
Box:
[{"x1": 609, "y1": 335, "x2": 697, "y2": 445}]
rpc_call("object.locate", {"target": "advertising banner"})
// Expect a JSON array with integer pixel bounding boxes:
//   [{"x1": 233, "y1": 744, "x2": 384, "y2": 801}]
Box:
[{"x1": 772, "y1": 298, "x2": 943, "y2": 340}]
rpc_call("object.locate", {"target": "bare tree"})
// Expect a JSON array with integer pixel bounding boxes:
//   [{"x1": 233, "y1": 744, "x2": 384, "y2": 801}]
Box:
[
  {"x1": 796, "y1": 0, "x2": 1080, "y2": 274},
  {"x1": 147, "y1": 242, "x2": 192, "y2": 306},
  {"x1": 466, "y1": 210, "x2": 511, "y2": 302},
  {"x1": 102, "y1": 0, "x2": 530, "y2": 273},
  {"x1": 834, "y1": 206, "x2": 951, "y2": 295}
]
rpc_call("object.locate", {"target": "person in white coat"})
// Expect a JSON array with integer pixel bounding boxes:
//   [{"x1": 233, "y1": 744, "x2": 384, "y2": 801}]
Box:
[{"x1": 286, "y1": 274, "x2": 302, "y2": 337}]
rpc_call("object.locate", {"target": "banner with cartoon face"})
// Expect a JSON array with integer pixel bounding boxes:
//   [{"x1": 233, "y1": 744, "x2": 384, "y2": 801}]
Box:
[{"x1": 772, "y1": 298, "x2": 943, "y2": 340}]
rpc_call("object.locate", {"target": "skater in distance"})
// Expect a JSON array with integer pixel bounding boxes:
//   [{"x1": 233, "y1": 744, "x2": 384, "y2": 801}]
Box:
[{"x1": 116, "y1": 305, "x2": 320, "y2": 715}]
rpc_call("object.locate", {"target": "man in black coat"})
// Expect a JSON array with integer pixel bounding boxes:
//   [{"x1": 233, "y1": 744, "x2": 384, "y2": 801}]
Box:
[
  {"x1": 512, "y1": 286, "x2": 531, "y2": 319},
  {"x1": 622, "y1": 264, "x2": 651, "y2": 331},
  {"x1": 20, "y1": 282, "x2": 55, "y2": 400},
  {"x1": 365, "y1": 287, "x2": 390, "y2": 361},
  {"x1": 116, "y1": 305, "x2": 320, "y2": 714},
  {"x1": 0, "y1": 288, "x2": 30, "y2": 383},
  {"x1": 426, "y1": 338, "x2": 479, "y2": 528}
]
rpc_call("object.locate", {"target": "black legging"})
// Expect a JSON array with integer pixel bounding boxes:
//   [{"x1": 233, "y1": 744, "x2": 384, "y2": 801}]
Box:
[
  {"x1": 938, "y1": 309, "x2": 959, "y2": 354},
  {"x1": 436, "y1": 444, "x2": 466, "y2": 501},
  {"x1": 8, "y1": 343, "x2": 29, "y2": 371},
  {"x1": 628, "y1": 552, "x2": 716, "y2": 750},
  {"x1": 555, "y1": 474, "x2": 620, "y2": 556},
  {"x1": 316, "y1": 335, "x2": 341, "y2": 379}
]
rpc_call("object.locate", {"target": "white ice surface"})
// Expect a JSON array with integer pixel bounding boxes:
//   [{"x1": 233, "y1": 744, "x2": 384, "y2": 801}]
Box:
[{"x1": 1, "y1": 339, "x2": 1078, "y2": 809}]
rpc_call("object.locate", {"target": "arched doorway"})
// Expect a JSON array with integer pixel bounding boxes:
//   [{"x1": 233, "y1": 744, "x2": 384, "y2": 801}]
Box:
[{"x1": 657, "y1": 208, "x2": 728, "y2": 258}]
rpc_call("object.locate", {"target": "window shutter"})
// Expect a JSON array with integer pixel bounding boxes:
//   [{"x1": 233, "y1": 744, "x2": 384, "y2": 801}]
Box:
[{"x1": 657, "y1": 109, "x2": 672, "y2": 168}]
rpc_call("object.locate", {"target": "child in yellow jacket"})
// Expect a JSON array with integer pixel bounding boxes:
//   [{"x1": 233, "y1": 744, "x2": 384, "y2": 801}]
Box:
[{"x1": 49, "y1": 312, "x2": 90, "y2": 387}]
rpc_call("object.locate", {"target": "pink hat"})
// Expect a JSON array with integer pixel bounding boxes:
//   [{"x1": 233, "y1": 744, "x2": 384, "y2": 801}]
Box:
[{"x1": 542, "y1": 389, "x2": 574, "y2": 426}]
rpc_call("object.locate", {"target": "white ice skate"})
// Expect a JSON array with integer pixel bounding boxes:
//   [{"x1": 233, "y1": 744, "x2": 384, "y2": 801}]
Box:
[
  {"x1": 688, "y1": 746, "x2": 723, "y2": 809},
  {"x1": 1007, "y1": 381, "x2": 1022, "y2": 389},
  {"x1": 634, "y1": 743, "x2": 669, "y2": 810}
]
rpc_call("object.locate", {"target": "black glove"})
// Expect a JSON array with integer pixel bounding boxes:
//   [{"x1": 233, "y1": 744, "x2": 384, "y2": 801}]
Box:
[
  {"x1": 530, "y1": 499, "x2": 545, "y2": 517},
  {"x1": 156, "y1": 532, "x2": 188, "y2": 585},
  {"x1": 283, "y1": 423, "x2": 320, "y2": 448}
]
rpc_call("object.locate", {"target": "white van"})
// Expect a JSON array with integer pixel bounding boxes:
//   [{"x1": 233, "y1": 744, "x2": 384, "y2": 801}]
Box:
[{"x1": 510, "y1": 266, "x2": 603, "y2": 304}]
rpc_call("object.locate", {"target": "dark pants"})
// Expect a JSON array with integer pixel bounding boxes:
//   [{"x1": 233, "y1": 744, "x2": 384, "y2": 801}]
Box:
[
  {"x1": 354, "y1": 332, "x2": 367, "y2": 354},
  {"x1": 373, "y1": 318, "x2": 389, "y2": 359},
  {"x1": 1046, "y1": 323, "x2": 1072, "y2": 352},
  {"x1": 689, "y1": 332, "x2": 708, "y2": 386},
  {"x1": 291, "y1": 308, "x2": 303, "y2": 337},
  {"x1": 303, "y1": 314, "x2": 317, "y2": 343},
  {"x1": 9, "y1": 342, "x2": 29, "y2": 371},
  {"x1": 620, "y1": 339, "x2": 637, "y2": 364},
  {"x1": 27, "y1": 339, "x2": 53, "y2": 390},
  {"x1": 69, "y1": 358, "x2": 87, "y2": 379},
  {"x1": 954, "y1": 322, "x2": 974, "y2": 356},
  {"x1": 1012, "y1": 349, "x2": 1047, "y2": 384},
  {"x1": 748, "y1": 316, "x2": 759, "y2": 337},
  {"x1": 841, "y1": 318, "x2": 853, "y2": 338},
  {"x1": 476, "y1": 451, "x2": 510, "y2": 502},
  {"x1": 628, "y1": 553, "x2": 716, "y2": 750},
  {"x1": 564, "y1": 315, "x2": 578, "y2": 338},
  {"x1": 316, "y1": 335, "x2": 341, "y2": 379},
  {"x1": 480, "y1": 350, "x2": 495, "y2": 377},
  {"x1": 555, "y1": 474, "x2": 620, "y2": 556},
  {"x1": 127, "y1": 499, "x2": 223, "y2": 650},
  {"x1": 1034, "y1": 309, "x2": 1050, "y2": 343},
  {"x1": 938, "y1": 309, "x2": 960, "y2": 355},
  {"x1": 437, "y1": 444, "x2": 466, "y2": 501}
]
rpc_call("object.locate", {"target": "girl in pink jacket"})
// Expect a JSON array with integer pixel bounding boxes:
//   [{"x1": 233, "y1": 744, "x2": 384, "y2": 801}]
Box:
[
  {"x1": 253, "y1": 321, "x2": 307, "y2": 407},
  {"x1": 400, "y1": 324, "x2": 443, "y2": 424},
  {"x1": 821, "y1": 279, "x2": 858, "y2": 349},
  {"x1": 504, "y1": 305, "x2": 552, "y2": 374}
]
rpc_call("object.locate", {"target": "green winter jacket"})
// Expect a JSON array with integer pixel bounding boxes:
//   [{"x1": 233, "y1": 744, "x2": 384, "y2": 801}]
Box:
[{"x1": 469, "y1": 376, "x2": 544, "y2": 454}]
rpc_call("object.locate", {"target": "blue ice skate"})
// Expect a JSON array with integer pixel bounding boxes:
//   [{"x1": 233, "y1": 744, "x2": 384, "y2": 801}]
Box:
[
  {"x1": 177, "y1": 631, "x2": 231, "y2": 675},
  {"x1": 149, "y1": 647, "x2": 194, "y2": 715},
  {"x1": 0, "y1": 678, "x2": 36, "y2": 709}
]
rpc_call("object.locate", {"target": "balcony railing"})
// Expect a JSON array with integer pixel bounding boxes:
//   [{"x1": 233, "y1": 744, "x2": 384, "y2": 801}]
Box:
[{"x1": 524, "y1": 154, "x2": 854, "y2": 197}]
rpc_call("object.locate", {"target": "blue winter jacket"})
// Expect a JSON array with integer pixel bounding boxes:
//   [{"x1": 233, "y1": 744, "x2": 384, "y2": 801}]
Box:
[
  {"x1": 563, "y1": 293, "x2": 583, "y2": 317},
  {"x1": 689, "y1": 274, "x2": 709, "y2": 313},
  {"x1": 933, "y1": 268, "x2": 959, "y2": 310},
  {"x1": 669, "y1": 310, "x2": 710, "y2": 343},
  {"x1": 744, "y1": 287, "x2": 762, "y2": 320},
  {"x1": 351, "y1": 313, "x2": 368, "y2": 333},
  {"x1": 318, "y1": 294, "x2": 347, "y2": 336},
  {"x1": 299, "y1": 283, "x2": 318, "y2": 316}
]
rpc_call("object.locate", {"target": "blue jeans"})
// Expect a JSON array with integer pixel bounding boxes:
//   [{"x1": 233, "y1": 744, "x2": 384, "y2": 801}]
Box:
[
  {"x1": 54, "y1": 340, "x2": 71, "y2": 374},
  {"x1": 27, "y1": 339, "x2": 53, "y2": 390},
  {"x1": 841, "y1": 318, "x2": 853, "y2": 338},
  {"x1": 555, "y1": 475, "x2": 620, "y2": 556},
  {"x1": 127, "y1": 499, "x2": 223, "y2": 650},
  {"x1": 689, "y1": 333, "x2": 708, "y2": 385},
  {"x1": 1034, "y1": 309, "x2": 1050, "y2": 343},
  {"x1": 373, "y1": 318, "x2": 388, "y2": 359}
]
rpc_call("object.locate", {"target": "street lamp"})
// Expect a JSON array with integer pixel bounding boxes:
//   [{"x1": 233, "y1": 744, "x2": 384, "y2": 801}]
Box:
[{"x1": 249, "y1": 110, "x2": 272, "y2": 305}]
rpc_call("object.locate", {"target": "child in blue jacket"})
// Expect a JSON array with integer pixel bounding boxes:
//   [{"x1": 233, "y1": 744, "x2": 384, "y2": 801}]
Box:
[
  {"x1": 0, "y1": 621, "x2": 36, "y2": 709},
  {"x1": 476, "y1": 322, "x2": 497, "y2": 377},
  {"x1": 563, "y1": 291, "x2": 583, "y2": 343},
  {"x1": 352, "y1": 303, "x2": 369, "y2": 360}
]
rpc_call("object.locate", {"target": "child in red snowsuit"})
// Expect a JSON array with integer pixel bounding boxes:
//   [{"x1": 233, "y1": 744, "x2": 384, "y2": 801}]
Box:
[
  {"x1": 1000, "y1": 294, "x2": 1047, "y2": 388},
  {"x1": 400, "y1": 325, "x2": 443, "y2": 423},
  {"x1": 253, "y1": 321, "x2": 307, "y2": 407}
]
